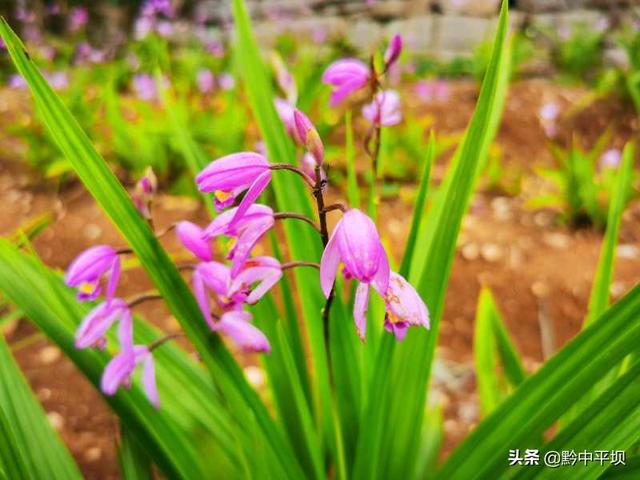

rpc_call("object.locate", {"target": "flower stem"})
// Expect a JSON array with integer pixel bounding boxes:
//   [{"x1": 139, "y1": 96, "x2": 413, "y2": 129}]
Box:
[
  {"x1": 148, "y1": 332, "x2": 185, "y2": 352},
  {"x1": 274, "y1": 212, "x2": 322, "y2": 233},
  {"x1": 127, "y1": 293, "x2": 163, "y2": 309},
  {"x1": 281, "y1": 261, "x2": 320, "y2": 271},
  {"x1": 270, "y1": 163, "x2": 316, "y2": 188},
  {"x1": 322, "y1": 202, "x2": 347, "y2": 214}
]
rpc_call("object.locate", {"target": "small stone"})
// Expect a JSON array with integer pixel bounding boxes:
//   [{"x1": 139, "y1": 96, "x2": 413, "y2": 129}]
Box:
[
  {"x1": 47, "y1": 411, "x2": 65, "y2": 431},
  {"x1": 617, "y1": 244, "x2": 639, "y2": 259},
  {"x1": 84, "y1": 447, "x2": 102, "y2": 463},
  {"x1": 481, "y1": 243, "x2": 503, "y2": 262},
  {"x1": 39, "y1": 345, "x2": 61, "y2": 365},
  {"x1": 84, "y1": 223, "x2": 102, "y2": 240},
  {"x1": 611, "y1": 282, "x2": 626, "y2": 298},
  {"x1": 461, "y1": 243, "x2": 480, "y2": 261},
  {"x1": 543, "y1": 232, "x2": 570, "y2": 250},
  {"x1": 531, "y1": 281, "x2": 550, "y2": 298},
  {"x1": 534, "y1": 211, "x2": 554, "y2": 228},
  {"x1": 37, "y1": 388, "x2": 52, "y2": 402},
  {"x1": 491, "y1": 197, "x2": 512, "y2": 222}
]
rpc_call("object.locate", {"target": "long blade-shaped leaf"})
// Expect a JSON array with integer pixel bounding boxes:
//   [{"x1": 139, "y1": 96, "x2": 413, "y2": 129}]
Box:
[
  {"x1": 0, "y1": 335, "x2": 82, "y2": 480},
  {"x1": 436, "y1": 284, "x2": 640, "y2": 479},
  {"x1": 118, "y1": 426, "x2": 152, "y2": 480},
  {"x1": 0, "y1": 19, "x2": 303, "y2": 480},
  {"x1": 352, "y1": 3, "x2": 512, "y2": 479}
]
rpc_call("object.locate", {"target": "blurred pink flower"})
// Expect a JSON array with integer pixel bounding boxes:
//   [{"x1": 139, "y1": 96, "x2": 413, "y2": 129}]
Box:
[{"x1": 362, "y1": 90, "x2": 402, "y2": 126}]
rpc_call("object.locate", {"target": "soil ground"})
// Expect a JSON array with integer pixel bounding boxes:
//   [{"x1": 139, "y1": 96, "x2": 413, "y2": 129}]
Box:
[{"x1": 1, "y1": 79, "x2": 639, "y2": 478}]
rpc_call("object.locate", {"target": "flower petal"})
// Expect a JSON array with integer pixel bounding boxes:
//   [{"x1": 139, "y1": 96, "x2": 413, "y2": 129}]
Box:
[
  {"x1": 228, "y1": 170, "x2": 272, "y2": 229},
  {"x1": 217, "y1": 311, "x2": 271, "y2": 353},
  {"x1": 320, "y1": 219, "x2": 342, "y2": 298},
  {"x1": 142, "y1": 353, "x2": 160, "y2": 409},
  {"x1": 354, "y1": 282, "x2": 370, "y2": 340},
  {"x1": 176, "y1": 221, "x2": 212, "y2": 261}
]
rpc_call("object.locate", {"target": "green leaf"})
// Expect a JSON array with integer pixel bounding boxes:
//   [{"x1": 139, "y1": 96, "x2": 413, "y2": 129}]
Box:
[
  {"x1": 585, "y1": 142, "x2": 635, "y2": 326},
  {"x1": 345, "y1": 110, "x2": 361, "y2": 209},
  {"x1": 118, "y1": 426, "x2": 152, "y2": 480},
  {"x1": 0, "y1": 19, "x2": 303, "y2": 480},
  {"x1": 512, "y1": 359, "x2": 640, "y2": 480},
  {"x1": 0, "y1": 240, "x2": 237, "y2": 479},
  {"x1": 399, "y1": 130, "x2": 435, "y2": 278},
  {"x1": 352, "y1": 3, "x2": 512, "y2": 479},
  {"x1": 436, "y1": 283, "x2": 640, "y2": 479},
  {"x1": 474, "y1": 287, "x2": 526, "y2": 416},
  {"x1": 0, "y1": 335, "x2": 82, "y2": 480}
]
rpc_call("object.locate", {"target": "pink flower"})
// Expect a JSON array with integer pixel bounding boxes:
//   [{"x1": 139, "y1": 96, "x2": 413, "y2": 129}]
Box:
[
  {"x1": 132, "y1": 73, "x2": 157, "y2": 101},
  {"x1": 271, "y1": 53, "x2": 297, "y2": 104},
  {"x1": 229, "y1": 256, "x2": 283, "y2": 305},
  {"x1": 384, "y1": 34, "x2": 402, "y2": 70},
  {"x1": 175, "y1": 221, "x2": 212, "y2": 261},
  {"x1": 415, "y1": 80, "x2": 449, "y2": 102},
  {"x1": 204, "y1": 204, "x2": 275, "y2": 276},
  {"x1": 132, "y1": 167, "x2": 157, "y2": 219},
  {"x1": 68, "y1": 7, "x2": 88, "y2": 33},
  {"x1": 101, "y1": 345, "x2": 159, "y2": 408},
  {"x1": 218, "y1": 73, "x2": 235, "y2": 91},
  {"x1": 274, "y1": 98, "x2": 295, "y2": 137},
  {"x1": 600, "y1": 149, "x2": 622, "y2": 170},
  {"x1": 301, "y1": 153, "x2": 326, "y2": 186},
  {"x1": 65, "y1": 246, "x2": 121, "y2": 302},
  {"x1": 215, "y1": 311, "x2": 271, "y2": 353},
  {"x1": 196, "y1": 69, "x2": 215, "y2": 94},
  {"x1": 382, "y1": 272, "x2": 429, "y2": 340},
  {"x1": 75, "y1": 299, "x2": 133, "y2": 351},
  {"x1": 362, "y1": 90, "x2": 402, "y2": 126},
  {"x1": 320, "y1": 209, "x2": 390, "y2": 338},
  {"x1": 322, "y1": 59, "x2": 370, "y2": 106},
  {"x1": 196, "y1": 152, "x2": 272, "y2": 227},
  {"x1": 192, "y1": 261, "x2": 233, "y2": 328},
  {"x1": 293, "y1": 110, "x2": 324, "y2": 165}
]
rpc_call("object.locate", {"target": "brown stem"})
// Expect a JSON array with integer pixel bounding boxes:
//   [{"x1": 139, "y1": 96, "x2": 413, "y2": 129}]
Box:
[
  {"x1": 127, "y1": 293, "x2": 163, "y2": 309},
  {"x1": 148, "y1": 332, "x2": 185, "y2": 352},
  {"x1": 281, "y1": 261, "x2": 320, "y2": 271},
  {"x1": 116, "y1": 248, "x2": 133, "y2": 255},
  {"x1": 155, "y1": 223, "x2": 176, "y2": 239},
  {"x1": 313, "y1": 163, "x2": 336, "y2": 381},
  {"x1": 270, "y1": 163, "x2": 316, "y2": 188},
  {"x1": 322, "y1": 202, "x2": 347, "y2": 214},
  {"x1": 177, "y1": 264, "x2": 196, "y2": 272},
  {"x1": 274, "y1": 212, "x2": 322, "y2": 233}
]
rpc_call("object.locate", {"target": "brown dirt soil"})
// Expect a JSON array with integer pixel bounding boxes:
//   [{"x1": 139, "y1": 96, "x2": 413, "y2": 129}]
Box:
[{"x1": 1, "y1": 79, "x2": 640, "y2": 478}]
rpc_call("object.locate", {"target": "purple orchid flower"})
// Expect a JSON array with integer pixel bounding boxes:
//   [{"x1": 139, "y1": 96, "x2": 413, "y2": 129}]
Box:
[
  {"x1": 381, "y1": 272, "x2": 429, "y2": 340},
  {"x1": 322, "y1": 59, "x2": 370, "y2": 106},
  {"x1": 204, "y1": 204, "x2": 275, "y2": 276},
  {"x1": 132, "y1": 167, "x2": 157, "y2": 219},
  {"x1": 271, "y1": 53, "x2": 297, "y2": 105},
  {"x1": 218, "y1": 73, "x2": 235, "y2": 91},
  {"x1": 192, "y1": 261, "x2": 233, "y2": 328},
  {"x1": 101, "y1": 345, "x2": 159, "y2": 408},
  {"x1": 197, "y1": 68, "x2": 215, "y2": 94},
  {"x1": 215, "y1": 311, "x2": 271, "y2": 353},
  {"x1": 196, "y1": 152, "x2": 272, "y2": 226},
  {"x1": 600, "y1": 148, "x2": 622, "y2": 170},
  {"x1": 384, "y1": 34, "x2": 402, "y2": 70},
  {"x1": 65, "y1": 245, "x2": 121, "y2": 302},
  {"x1": 301, "y1": 153, "x2": 326, "y2": 186},
  {"x1": 228, "y1": 256, "x2": 283, "y2": 305},
  {"x1": 175, "y1": 221, "x2": 212, "y2": 261},
  {"x1": 362, "y1": 90, "x2": 402, "y2": 127},
  {"x1": 274, "y1": 98, "x2": 296, "y2": 137},
  {"x1": 320, "y1": 209, "x2": 390, "y2": 338},
  {"x1": 68, "y1": 7, "x2": 88, "y2": 33},
  {"x1": 132, "y1": 73, "x2": 157, "y2": 101},
  {"x1": 75, "y1": 299, "x2": 133, "y2": 351},
  {"x1": 293, "y1": 110, "x2": 324, "y2": 165}
]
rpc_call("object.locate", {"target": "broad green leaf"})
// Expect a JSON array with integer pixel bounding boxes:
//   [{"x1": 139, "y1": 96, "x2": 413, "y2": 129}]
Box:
[
  {"x1": 585, "y1": 142, "x2": 635, "y2": 326},
  {"x1": 352, "y1": 3, "x2": 512, "y2": 479},
  {"x1": 118, "y1": 426, "x2": 152, "y2": 480},
  {"x1": 436, "y1": 283, "x2": 640, "y2": 479},
  {"x1": 399, "y1": 130, "x2": 435, "y2": 278},
  {"x1": 0, "y1": 335, "x2": 82, "y2": 480},
  {"x1": 0, "y1": 240, "x2": 238, "y2": 479},
  {"x1": 345, "y1": 110, "x2": 361, "y2": 209},
  {"x1": 412, "y1": 405, "x2": 445, "y2": 479},
  {"x1": 512, "y1": 359, "x2": 640, "y2": 480},
  {"x1": 0, "y1": 19, "x2": 303, "y2": 480}
]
